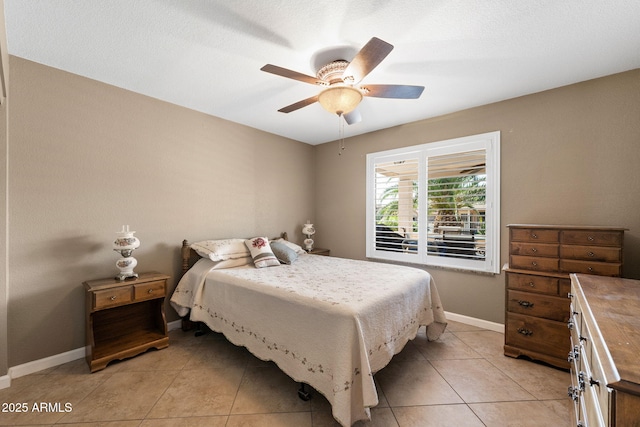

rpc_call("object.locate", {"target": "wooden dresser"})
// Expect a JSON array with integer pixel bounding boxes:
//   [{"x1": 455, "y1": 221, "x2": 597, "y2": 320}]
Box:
[
  {"x1": 504, "y1": 224, "x2": 625, "y2": 369},
  {"x1": 568, "y1": 274, "x2": 640, "y2": 427}
]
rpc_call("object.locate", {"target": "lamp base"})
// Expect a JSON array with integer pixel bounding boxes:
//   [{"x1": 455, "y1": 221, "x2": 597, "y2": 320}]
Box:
[
  {"x1": 115, "y1": 272, "x2": 139, "y2": 281},
  {"x1": 115, "y1": 255, "x2": 138, "y2": 281},
  {"x1": 304, "y1": 238, "x2": 314, "y2": 251}
]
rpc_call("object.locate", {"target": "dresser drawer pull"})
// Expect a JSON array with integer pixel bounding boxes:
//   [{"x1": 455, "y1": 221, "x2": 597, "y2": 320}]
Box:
[
  {"x1": 528, "y1": 281, "x2": 535, "y2": 287},
  {"x1": 518, "y1": 300, "x2": 534, "y2": 308},
  {"x1": 568, "y1": 346, "x2": 580, "y2": 363},
  {"x1": 531, "y1": 247, "x2": 537, "y2": 253},
  {"x1": 531, "y1": 233, "x2": 538, "y2": 239},
  {"x1": 148, "y1": 289, "x2": 154, "y2": 294},
  {"x1": 517, "y1": 327, "x2": 533, "y2": 336},
  {"x1": 587, "y1": 251, "x2": 595, "y2": 257},
  {"x1": 531, "y1": 261, "x2": 538, "y2": 267},
  {"x1": 587, "y1": 235, "x2": 595, "y2": 241},
  {"x1": 110, "y1": 296, "x2": 116, "y2": 301},
  {"x1": 588, "y1": 267, "x2": 594, "y2": 272}
]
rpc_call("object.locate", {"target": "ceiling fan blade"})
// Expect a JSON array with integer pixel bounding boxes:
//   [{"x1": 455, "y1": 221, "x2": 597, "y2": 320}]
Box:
[
  {"x1": 261, "y1": 64, "x2": 321, "y2": 85},
  {"x1": 343, "y1": 37, "x2": 394, "y2": 84},
  {"x1": 363, "y1": 84, "x2": 425, "y2": 99},
  {"x1": 343, "y1": 108, "x2": 362, "y2": 125},
  {"x1": 278, "y1": 95, "x2": 319, "y2": 113}
]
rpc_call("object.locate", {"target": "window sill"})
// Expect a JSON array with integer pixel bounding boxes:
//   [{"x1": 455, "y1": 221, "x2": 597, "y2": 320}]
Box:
[{"x1": 365, "y1": 257, "x2": 499, "y2": 276}]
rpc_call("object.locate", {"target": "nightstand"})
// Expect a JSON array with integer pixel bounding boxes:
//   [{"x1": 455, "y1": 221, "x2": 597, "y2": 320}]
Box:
[
  {"x1": 84, "y1": 272, "x2": 170, "y2": 372},
  {"x1": 307, "y1": 248, "x2": 330, "y2": 256}
]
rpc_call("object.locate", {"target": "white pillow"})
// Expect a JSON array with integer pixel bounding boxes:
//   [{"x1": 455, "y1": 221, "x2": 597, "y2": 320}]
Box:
[
  {"x1": 245, "y1": 237, "x2": 280, "y2": 268},
  {"x1": 191, "y1": 239, "x2": 250, "y2": 261},
  {"x1": 272, "y1": 238, "x2": 307, "y2": 255}
]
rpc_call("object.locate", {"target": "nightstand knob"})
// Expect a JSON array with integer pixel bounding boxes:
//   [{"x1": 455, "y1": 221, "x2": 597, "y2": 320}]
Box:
[
  {"x1": 148, "y1": 289, "x2": 153, "y2": 294},
  {"x1": 110, "y1": 296, "x2": 116, "y2": 301}
]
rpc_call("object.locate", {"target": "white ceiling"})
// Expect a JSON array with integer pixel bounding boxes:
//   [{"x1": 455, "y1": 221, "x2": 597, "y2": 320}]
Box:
[{"x1": 5, "y1": 0, "x2": 640, "y2": 145}]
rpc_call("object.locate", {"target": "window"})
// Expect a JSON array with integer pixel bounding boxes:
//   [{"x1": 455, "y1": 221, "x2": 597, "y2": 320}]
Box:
[{"x1": 366, "y1": 131, "x2": 500, "y2": 274}]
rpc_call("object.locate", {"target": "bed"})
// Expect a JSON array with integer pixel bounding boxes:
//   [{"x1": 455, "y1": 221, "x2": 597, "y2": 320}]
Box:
[{"x1": 170, "y1": 235, "x2": 447, "y2": 426}]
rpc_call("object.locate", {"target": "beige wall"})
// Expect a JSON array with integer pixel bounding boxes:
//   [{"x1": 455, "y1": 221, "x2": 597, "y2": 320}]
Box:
[
  {"x1": 8, "y1": 56, "x2": 315, "y2": 367},
  {"x1": 313, "y1": 69, "x2": 640, "y2": 324}
]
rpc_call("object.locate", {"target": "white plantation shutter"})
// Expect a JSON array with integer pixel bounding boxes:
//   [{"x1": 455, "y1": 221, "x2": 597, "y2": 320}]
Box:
[{"x1": 366, "y1": 132, "x2": 500, "y2": 273}]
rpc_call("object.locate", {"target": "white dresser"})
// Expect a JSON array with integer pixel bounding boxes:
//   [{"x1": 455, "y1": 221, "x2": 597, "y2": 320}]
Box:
[{"x1": 568, "y1": 274, "x2": 640, "y2": 426}]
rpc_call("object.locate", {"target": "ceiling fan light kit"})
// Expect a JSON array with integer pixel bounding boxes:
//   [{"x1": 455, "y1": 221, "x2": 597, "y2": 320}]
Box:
[
  {"x1": 261, "y1": 37, "x2": 424, "y2": 124},
  {"x1": 318, "y1": 85, "x2": 363, "y2": 115}
]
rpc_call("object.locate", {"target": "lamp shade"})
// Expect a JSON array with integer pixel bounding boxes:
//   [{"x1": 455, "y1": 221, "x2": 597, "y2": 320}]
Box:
[{"x1": 318, "y1": 85, "x2": 363, "y2": 115}]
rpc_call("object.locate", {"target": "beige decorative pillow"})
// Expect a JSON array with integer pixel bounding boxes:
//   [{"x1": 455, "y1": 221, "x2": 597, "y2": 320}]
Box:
[{"x1": 245, "y1": 237, "x2": 280, "y2": 268}]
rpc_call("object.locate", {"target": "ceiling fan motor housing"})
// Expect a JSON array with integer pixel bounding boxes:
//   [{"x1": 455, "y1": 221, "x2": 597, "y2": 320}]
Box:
[{"x1": 316, "y1": 60, "x2": 350, "y2": 85}]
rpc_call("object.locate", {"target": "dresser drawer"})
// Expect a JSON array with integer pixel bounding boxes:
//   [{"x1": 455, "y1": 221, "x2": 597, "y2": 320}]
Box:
[
  {"x1": 505, "y1": 312, "x2": 570, "y2": 360},
  {"x1": 560, "y1": 245, "x2": 621, "y2": 263},
  {"x1": 511, "y1": 228, "x2": 559, "y2": 243},
  {"x1": 588, "y1": 346, "x2": 612, "y2": 425},
  {"x1": 560, "y1": 259, "x2": 622, "y2": 277},
  {"x1": 561, "y1": 230, "x2": 623, "y2": 247},
  {"x1": 93, "y1": 286, "x2": 133, "y2": 310},
  {"x1": 507, "y1": 290, "x2": 569, "y2": 322},
  {"x1": 134, "y1": 280, "x2": 166, "y2": 301},
  {"x1": 510, "y1": 255, "x2": 559, "y2": 272},
  {"x1": 507, "y1": 272, "x2": 559, "y2": 295},
  {"x1": 510, "y1": 242, "x2": 559, "y2": 257}
]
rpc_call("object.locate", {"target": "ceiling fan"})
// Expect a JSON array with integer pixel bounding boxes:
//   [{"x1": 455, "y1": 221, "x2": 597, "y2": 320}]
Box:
[{"x1": 260, "y1": 37, "x2": 424, "y2": 125}]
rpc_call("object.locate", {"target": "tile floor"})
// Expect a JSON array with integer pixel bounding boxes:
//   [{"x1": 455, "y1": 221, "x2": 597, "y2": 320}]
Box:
[{"x1": 0, "y1": 320, "x2": 572, "y2": 426}]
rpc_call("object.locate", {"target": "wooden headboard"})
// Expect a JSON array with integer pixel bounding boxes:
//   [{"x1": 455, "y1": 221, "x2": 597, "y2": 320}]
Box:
[{"x1": 181, "y1": 232, "x2": 289, "y2": 276}]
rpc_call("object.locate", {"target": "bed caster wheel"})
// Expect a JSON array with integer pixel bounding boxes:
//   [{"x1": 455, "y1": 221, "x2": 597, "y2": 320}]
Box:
[{"x1": 298, "y1": 383, "x2": 312, "y2": 401}]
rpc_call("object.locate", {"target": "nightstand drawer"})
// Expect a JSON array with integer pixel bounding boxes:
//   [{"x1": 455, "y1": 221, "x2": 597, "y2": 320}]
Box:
[
  {"x1": 134, "y1": 280, "x2": 166, "y2": 301},
  {"x1": 93, "y1": 286, "x2": 133, "y2": 310}
]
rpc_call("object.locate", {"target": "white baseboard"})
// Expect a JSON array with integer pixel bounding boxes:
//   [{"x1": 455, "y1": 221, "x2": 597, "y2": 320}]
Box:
[
  {"x1": 0, "y1": 319, "x2": 184, "y2": 390},
  {"x1": 445, "y1": 311, "x2": 505, "y2": 333},
  {"x1": 167, "y1": 319, "x2": 182, "y2": 331},
  {"x1": 8, "y1": 346, "x2": 87, "y2": 381}
]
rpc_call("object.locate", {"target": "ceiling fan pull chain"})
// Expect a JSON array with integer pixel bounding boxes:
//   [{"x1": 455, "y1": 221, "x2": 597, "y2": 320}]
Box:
[{"x1": 338, "y1": 112, "x2": 346, "y2": 156}]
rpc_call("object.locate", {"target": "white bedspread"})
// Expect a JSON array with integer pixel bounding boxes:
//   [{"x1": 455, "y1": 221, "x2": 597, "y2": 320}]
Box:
[{"x1": 170, "y1": 254, "x2": 447, "y2": 426}]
